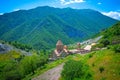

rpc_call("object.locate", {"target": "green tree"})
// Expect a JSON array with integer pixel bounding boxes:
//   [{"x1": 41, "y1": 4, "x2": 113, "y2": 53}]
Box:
[
  {"x1": 61, "y1": 60, "x2": 92, "y2": 80},
  {"x1": 100, "y1": 39, "x2": 110, "y2": 47}
]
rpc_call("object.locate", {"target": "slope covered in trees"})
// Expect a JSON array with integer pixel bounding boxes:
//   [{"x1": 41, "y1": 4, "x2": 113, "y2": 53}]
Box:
[
  {"x1": 92, "y1": 21, "x2": 120, "y2": 49},
  {"x1": 0, "y1": 6, "x2": 118, "y2": 49}
]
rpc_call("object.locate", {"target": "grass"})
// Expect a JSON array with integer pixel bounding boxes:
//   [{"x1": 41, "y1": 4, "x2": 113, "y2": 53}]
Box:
[
  {"x1": 24, "y1": 47, "x2": 120, "y2": 80},
  {"x1": 87, "y1": 49, "x2": 120, "y2": 80},
  {"x1": 23, "y1": 55, "x2": 75, "y2": 80},
  {"x1": 0, "y1": 50, "x2": 21, "y2": 61}
]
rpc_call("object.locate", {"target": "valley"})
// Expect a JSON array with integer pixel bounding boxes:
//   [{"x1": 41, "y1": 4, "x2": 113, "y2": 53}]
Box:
[{"x1": 0, "y1": 6, "x2": 120, "y2": 80}]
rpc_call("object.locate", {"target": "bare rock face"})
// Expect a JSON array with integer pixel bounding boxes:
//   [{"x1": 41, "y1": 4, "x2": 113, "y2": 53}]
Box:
[{"x1": 0, "y1": 43, "x2": 12, "y2": 54}]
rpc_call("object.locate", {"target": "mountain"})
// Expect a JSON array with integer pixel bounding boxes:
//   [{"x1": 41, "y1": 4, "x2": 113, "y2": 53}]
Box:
[
  {"x1": 91, "y1": 21, "x2": 120, "y2": 50},
  {"x1": 99, "y1": 21, "x2": 120, "y2": 45},
  {"x1": 0, "y1": 6, "x2": 118, "y2": 49}
]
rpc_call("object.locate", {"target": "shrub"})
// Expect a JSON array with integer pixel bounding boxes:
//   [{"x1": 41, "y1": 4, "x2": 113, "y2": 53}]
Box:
[
  {"x1": 92, "y1": 63, "x2": 95, "y2": 67},
  {"x1": 99, "y1": 66, "x2": 104, "y2": 73},
  {"x1": 61, "y1": 60, "x2": 92, "y2": 80},
  {"x1": 113, "y1": 44, "x2": 120, "y2": 53},
  {"x1": 89, "y1": 54, "x2": 93, "y2": 58},
  {"x1": 100, "y1": 77, "x2": 106, "y2": 80},
  {"x1": 100, "y1": 39, "x2": 110, "y2": 47},
  {"x1": 19, "y1": 54, "x2": 48, "y2": 77},
  {"x1": 91, "y1": 44, "x2": 104, "y2": 50}
]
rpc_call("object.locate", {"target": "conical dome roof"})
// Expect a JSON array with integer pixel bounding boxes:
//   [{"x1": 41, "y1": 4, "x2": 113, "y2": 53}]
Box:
[{"x1": 56, "y1": 40, "x2": 63, "y2": 46}]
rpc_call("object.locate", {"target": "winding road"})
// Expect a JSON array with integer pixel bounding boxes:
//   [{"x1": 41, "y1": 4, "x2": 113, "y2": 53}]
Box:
[{"x1": 32, "y1": 63, "x2": 64, "y2": 80}]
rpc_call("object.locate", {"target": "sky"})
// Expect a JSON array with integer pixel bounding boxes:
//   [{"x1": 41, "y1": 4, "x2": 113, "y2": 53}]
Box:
[{"x1": 0, "y1": 0, "x2": 120, "y2": 20}]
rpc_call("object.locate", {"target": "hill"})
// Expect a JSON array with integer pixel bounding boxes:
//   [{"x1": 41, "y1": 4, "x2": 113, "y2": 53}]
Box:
[
  {"x1": 32, "y1": 22, "x2": 120, "y2": 80},
  {"x1": 0, "y1": 6, "x2": 118, "y2": 49},
  {"x1": 92, "y1": 21, "x2": 120, "y2": 49},
  {"x1": 0, "y1": 41, "x2": 49, "y2": 80},
  {"x1": 100, "y1": 21, "x2": 120, "y2": 44}
]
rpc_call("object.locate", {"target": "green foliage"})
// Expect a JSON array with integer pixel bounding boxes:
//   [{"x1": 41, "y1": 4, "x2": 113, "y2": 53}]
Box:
[
  {"x1": 61, "y1": 60, "x2": 92, "y2": 80},
  {"x1": 89, "y1": 54, "x2": 93, "y2": 58},
  {"x1": 9, "y1": 41, "x2": 33, "y2": 51},
  {"x1": 100, "y1": 77, "x2": 106, "y2": 80},
  {"x1": 99, "y1": 66, "x2": 104, "y2": 73},
  {"x1": 99, "y1": 22, "x2": 120, "y2": 45},
  {"x1": 0, "y1": 60, "x2": 21, "y2": 80},
  {"x1": 94, "y1": 21, "x2": 120, "y2": 49},
  {"x1": 0, "y1": 50, "x2": 21, "y2": 61},
  {"x1": 0, "y1": 6, "x2": 117, "y2": 49},
  {"x1": 92, "y1": 44, "x2": 104, "y2": 50},
  {"x1": 112, "y1": 44, "x2": 120, "y2": 53},
  {"x1": 0, "y1": 50, "x2": 48, "y2": 80},
  {"x1": 100, "y1": 39, "x2": 110, "y2": 47},
  {"x1": 19, "y1": 54, "x2": 48, "y2": 77}
]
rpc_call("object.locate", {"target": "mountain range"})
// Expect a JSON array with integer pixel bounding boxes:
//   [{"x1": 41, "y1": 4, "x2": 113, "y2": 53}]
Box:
[{"x1": 0, "y1": 6, "x2": 118, "y2": 49}]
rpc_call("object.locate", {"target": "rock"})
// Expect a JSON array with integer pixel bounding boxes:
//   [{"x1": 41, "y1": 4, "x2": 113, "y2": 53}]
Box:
[{"x1": 0, "y1": 43, "x2": 12, "y2": 54}]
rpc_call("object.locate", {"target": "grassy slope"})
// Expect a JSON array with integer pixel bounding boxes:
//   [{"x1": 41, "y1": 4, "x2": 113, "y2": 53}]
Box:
[
  {"x1": 98, "y1": 21, "x2": 120, "y2": 44},
  {"x1": 87, "y1": 49, "x2": 120, "y2": 80},
  {"x1": 0, "y1": 50, "x2": 21, "y2": 61},
  {"x1": 30, "y1": 21, "x2": 120, "y2": 80},
  {"x1": 30, "y1": 48, "x2": 120, "y2": 80},
  {"x1": 87, "y1": 22, "x2": 120, "y2": 80}
]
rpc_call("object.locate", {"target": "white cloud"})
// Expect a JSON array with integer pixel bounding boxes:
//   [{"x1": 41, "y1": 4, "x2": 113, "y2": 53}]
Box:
[
  {"x1": 60, "y1": 0, "x2": 85, "y2": 5},
  {"x1": 13, "y1": 9, "x2": 20, "y2": 11},
  {"x1": 98, "y1": 2, "x2": 101, "y2": 5},
  {"x1": 0, "y1": 13, "x2": 3, "y2": 15},
  {"x1": 102, "y1": 11, "x2": 120, "y2": 20}
]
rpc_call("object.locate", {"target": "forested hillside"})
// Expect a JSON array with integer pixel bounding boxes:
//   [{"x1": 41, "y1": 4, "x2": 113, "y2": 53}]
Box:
[
  {"x1": 0, "y1": 6, "x2": 118, "y2": 49},
  {"x1": 92, "y1": 21, "x2": 120, "y2": 49}
]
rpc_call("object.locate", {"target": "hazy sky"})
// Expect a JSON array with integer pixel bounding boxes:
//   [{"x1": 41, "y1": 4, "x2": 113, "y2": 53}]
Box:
[{"x1": 0, "y1": 0, "x2": 120, "y2": 20}]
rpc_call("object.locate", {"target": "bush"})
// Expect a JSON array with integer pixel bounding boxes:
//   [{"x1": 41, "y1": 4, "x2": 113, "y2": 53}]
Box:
[
  {"x1": 91, "y1": 44, "x2": 104, "y2": 50},
  {"x1": 92, "y1": 63, "x2": 95, "y2": 67},
  {"x1": 113, "y1": 44, "x2": 120, "y2": 53},
  {"x1": 61, "y1": 60, "x2": 92, "y2": 80},
  {"x1": 100, "y1": 39, "x2": 110, "y2": 47},
  {"x1": 0, "y1": 53, "x2": 48, "y2": 80},
  {"x1": 19, "y1": 54, "x2": 48, "y2": 77},
  {"x1": 99, "y1": 66, "x2": 104, "y2": 73},
  {"x1": 89, "y1": 54, "x2": 93, "y2": 58}
]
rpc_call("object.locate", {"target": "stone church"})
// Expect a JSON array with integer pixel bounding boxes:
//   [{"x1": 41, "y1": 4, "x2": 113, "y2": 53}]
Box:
[{"x1": 50, "y1": 40, "x2": 69, "y2": 60}]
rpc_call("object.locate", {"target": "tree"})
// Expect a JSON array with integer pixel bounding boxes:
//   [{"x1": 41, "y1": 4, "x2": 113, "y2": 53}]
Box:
[
  {"x1": 100, "y1": 39, "x2": 110, "y2": 47},
  {"x1": 61, "y1": 60, "x2": 92, "y2": 80}
]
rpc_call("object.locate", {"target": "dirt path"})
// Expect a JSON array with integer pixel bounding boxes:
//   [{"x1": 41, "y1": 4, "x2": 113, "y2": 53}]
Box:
[{"x1": 32, "y1": 63, "x2": 64, "y2": 80}]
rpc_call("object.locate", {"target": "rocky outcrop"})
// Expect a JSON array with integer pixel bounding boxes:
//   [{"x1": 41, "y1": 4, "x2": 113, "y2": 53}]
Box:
[{"x1": 0, "y1": 43, "x2": 12, "y2": 54}]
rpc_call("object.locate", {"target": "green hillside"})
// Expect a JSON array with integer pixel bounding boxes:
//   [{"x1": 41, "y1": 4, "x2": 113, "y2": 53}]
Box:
[
  {"x1": 92, "y1": 21, "x2": 120, "y2": 49},
  {"x1": 0, "y1": 21, "x2": 119, "y2": 80},
  {"x1": 100, "y1": 21, "x2": 120, "y2": 44},
  {"x1": 0, "y1": 6, "x2": 118, "y2": 49},
  {"x1": 59, "y1": 48, "x2": 120, "y2": 80},
  {"x1": 60, "y1": 21, "x2": 120, "y2": 80}
]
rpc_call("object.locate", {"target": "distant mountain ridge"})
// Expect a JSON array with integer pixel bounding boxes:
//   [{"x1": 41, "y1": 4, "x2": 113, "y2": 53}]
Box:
[{"x1": 0, "y1": 6, "x2": 118, "y2": 49}]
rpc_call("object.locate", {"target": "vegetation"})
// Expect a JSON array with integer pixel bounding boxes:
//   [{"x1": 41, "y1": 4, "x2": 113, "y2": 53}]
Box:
[
  {"x1": 0, "y1": 50, "x2": 48, "y2": 80},
  {"x1": 58, "y1": 42, "x2": 119, "y2": 80},
  {"x1": 9, "y1": 41, "x2": 33, "y2": 52},
  {"x1": 61, "y1": 60, "x2": 92, "y2": 80},
  {"x1": 92, "y1": 21, "x2": 120, "y2": 50},
  {"x1": 0, "y1": 7, "x2": 119, "y2": 80},
  {"x1": 101, "y1": 21, "x2": 120, "y2": 44},
  {"x1": 99, "y1": 66, "x2": 104, "y2": 73},
  {"x1": 0, "y1": 6, "x2": 118, "y2": 49},
  {"x1": 0, "y1": 43, "x2": 120, "y2": 80},
  {"x1": 112, "y1": 44, "x2": 120, "y2": 53}
]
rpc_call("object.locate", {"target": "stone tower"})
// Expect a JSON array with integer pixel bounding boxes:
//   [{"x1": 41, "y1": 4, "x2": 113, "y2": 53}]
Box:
[
  {"x1": 77, "y1": 42, "x2": 81, "y2": 50},
  {"x1": 56, "y1": 40, "x2": 64, "y2": 53}
]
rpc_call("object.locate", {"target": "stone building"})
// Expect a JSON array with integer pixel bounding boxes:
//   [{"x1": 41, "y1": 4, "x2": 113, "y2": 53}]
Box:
[
  {"x1": 50, "y1": 40, "x2": 69, "y2": 60},
  {"x1": 56, "y1": 40, "x2": 64, "y2": 53}
]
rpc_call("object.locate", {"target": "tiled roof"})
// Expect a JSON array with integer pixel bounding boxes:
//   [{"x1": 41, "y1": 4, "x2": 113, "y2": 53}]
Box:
[{"x1": 56, "y1": 40, "x2": 63, "y2": 45}]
